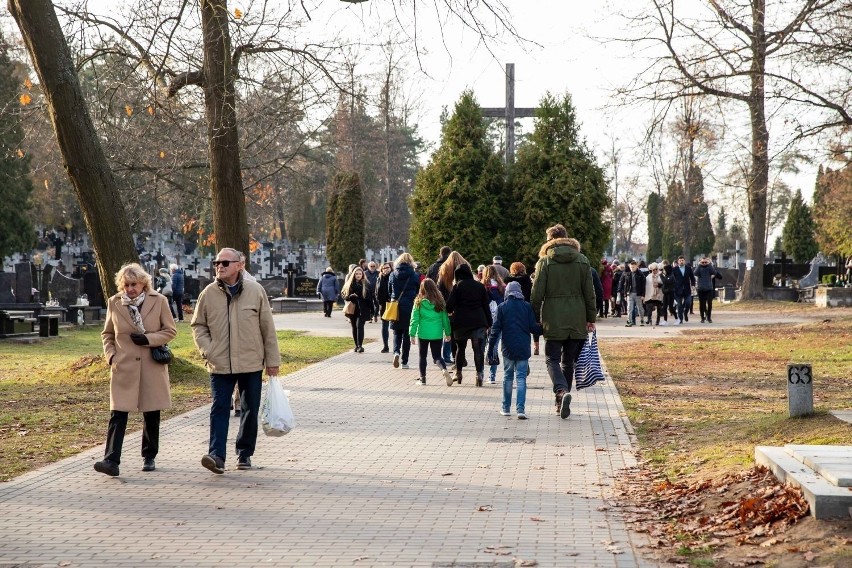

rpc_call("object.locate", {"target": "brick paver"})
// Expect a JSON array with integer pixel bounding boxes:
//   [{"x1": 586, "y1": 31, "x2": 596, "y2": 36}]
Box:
[{"x1": 0, "y1": 313, "x2": 659, "y2": 567}]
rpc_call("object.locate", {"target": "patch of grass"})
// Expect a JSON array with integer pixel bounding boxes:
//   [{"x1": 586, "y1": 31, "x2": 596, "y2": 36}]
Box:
[
  {"x1": 0, "y1": 325, "x2": 351, "y2": 481},
  {"x1": 601, "y1": 311, "x2": 852, "y2": 481}
]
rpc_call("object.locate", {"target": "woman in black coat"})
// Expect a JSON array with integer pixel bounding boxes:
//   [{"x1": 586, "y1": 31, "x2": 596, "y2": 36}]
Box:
[
  {"x1": 446, "y1": 263, "x2": 493, "y2": 386},
  {"x1": 375, "y1": 262, "x2": 393, "y2": 353},
  {"x1": 389, "y1": 253, "x2": 420, "y2": 368},
  {"x1": 341, "y1": 267, "x2": 372, "y2": 352}
]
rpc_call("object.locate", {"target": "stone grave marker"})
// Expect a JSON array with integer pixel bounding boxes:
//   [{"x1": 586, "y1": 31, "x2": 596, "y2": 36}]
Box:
[
  {"x1": 49, "y1": 271, "x2": 82, "y2": 307},
  {"x1": 0, "y1": 273, "x2": 16, "y2": 303},
  {"x1": 14, "y1": 263, "x2": 33, "y2": 303}
]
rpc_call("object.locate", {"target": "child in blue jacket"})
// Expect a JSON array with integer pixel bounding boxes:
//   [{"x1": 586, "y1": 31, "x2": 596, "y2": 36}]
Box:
[{"x1": 487, "y1": 281, "x2": 542, "y2": 419}]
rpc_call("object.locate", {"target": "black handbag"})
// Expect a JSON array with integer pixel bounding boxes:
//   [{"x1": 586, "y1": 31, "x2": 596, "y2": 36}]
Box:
[{"x1": 151, "y1": 344, "x2": 172, "y2": 365}]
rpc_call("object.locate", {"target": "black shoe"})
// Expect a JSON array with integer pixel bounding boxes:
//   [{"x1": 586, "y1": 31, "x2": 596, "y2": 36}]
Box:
[
  {"x1": 357, "y1": 346, "x2": 365, "y2": 353},
  {"x1": 707, "y1": 318, "x2": 713, "y2": 323},
  {"x1": 475, "y1": 373, "x2": 483, "y2": 387},
  {"x1": 94, "y1": 460, "x2": 120, "y2": 477},
  {"x1": 142, "y1": 458, "x2": 156, "y2": 472},
  {"x1": 237, "y1": 456, "x2": 252, "y2": 470},
  {"x1": 559, "y1": 392, "x2": 572, "y2": 419},
  {"x1": 201, "y1": 454, "x2": 225, "y2": 474},
  {"x1": 353, "y1": 347, "x2": 359, "y2": 352},
  {"x1": 380, "y1": 346, "x2": 389, "y2": 353},
  {"x1": 684, "y1": 313, "x2": 689, "y2": 322}
]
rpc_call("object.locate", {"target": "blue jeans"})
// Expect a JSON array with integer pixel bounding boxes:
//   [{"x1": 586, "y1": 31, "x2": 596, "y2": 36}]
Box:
[
  {"x1": 393, "y1": 329, "x2": 411, "y2": 364},
  {"x1": 675, "y1": 293, "x2": 691, "y2": 322},
  {"x1": 209, "y1": 371, "x2": 262, "y2": 462},
  {"x1": 502, "y1": 358, "x2": 529, "y2": 414}
]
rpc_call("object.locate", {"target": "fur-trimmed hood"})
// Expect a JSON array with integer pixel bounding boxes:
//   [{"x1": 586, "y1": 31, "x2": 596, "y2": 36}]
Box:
[{"x1": 538, "y1": 237, "x2": 580, "y2": 259}]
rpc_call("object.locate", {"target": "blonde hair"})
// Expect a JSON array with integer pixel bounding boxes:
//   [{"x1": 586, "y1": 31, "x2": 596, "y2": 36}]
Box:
[
  {"x1": 437, "y1": 251, "x2": 470, "y2": 292},
  {"x1": 481, "y1": 265, "x2": 505, "y2": 293},
  {"x1": 394, "y1": 252, "x2": 414, "y2": 268},
  {"x1": 114, "y1": 263, "x2": 153, "y2": 294},
  {"x1": 414, "y1": 278, "x2": 446, "y2": 312},
  {"x1": 341, "y1": 267, "x2": 368, "y2": 298}
]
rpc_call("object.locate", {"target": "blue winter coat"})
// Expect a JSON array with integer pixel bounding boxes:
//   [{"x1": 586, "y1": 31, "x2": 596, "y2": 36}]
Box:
[
  {"x1": 171, "y1": 268, "x2": 185, "y2": 295},
  {"x1": 389, "y1": 262, "x2": 420, "y2": 330},
  {"x1": 488, "y1": 296, "x2": 542, "y2": 361},
  {"x1": 317, "y1": 271, "x2": 340, "y2": 301}
]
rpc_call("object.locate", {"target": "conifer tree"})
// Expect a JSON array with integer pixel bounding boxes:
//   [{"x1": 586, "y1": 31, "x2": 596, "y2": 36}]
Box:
[
  {"x1": 0, "y1": 35, "x2": 35, "y2": 259},
  {"x1": 646, "y1": 192, "x2": 663, "y2": 261},
  {"x1": 325, "y1": 172, "x2": 365, "y2": 273},
  {"x1": 511, "y1": 92, "x2": 610, "y2": 266},
  {"x1": 782, "y1": 189, "x2": 819, "y2": 263},
  {"x1": 408, "y1": 91, "x2": 506, "y2": 265}
]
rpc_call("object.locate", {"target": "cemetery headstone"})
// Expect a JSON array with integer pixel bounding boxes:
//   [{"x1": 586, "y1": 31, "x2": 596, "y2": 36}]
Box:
[
  {"x1": 0, "y1": 273, "x2": 16, "y2": 303},
  {"x1": 82, "y1": 272, "x2": 104, "y2": 306},
  {"x1": 293, "y1": 276, "x2": 319, "y2": 298},
  {"x1": 49, "y1": 271, "x2": 82, "y2": 307},
  {"x1": 14, "y1": 263, "x2": 33, "y2": 303},
  {"x1": 798, "y1": 253, "x2": 826, "y2": 288}
]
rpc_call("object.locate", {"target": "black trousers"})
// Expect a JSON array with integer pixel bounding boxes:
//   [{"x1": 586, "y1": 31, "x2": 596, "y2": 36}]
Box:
[
  {"x1": 322, "y1": 300, "x2": 335, "y2": 316},
  {"x1": 348, "y1": 313, "x2": 367, "y2": 347},
  {"x1": 103, "y1": 410, "x2": 160, "y2": 465},
  {"x1": 698, "y1": 289, "x2": 715, "y2": 320}
]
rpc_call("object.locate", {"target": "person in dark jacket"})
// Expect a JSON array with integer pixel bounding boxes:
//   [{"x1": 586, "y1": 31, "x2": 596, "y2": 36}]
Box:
[
  {"x1": 341, "y1": 267, "x2": 372, "y2": 352},
  {"x1": 316, "y1": 267, "x2": 340, "y2": 317},
  {"x1": 170, "y1": 264, "x2": 185, "y2": 322},
  {"x1": 611, "y1": 263, "x2": 623, "y2": 317},
  {"x1": 504, "y1": 261, "x2": 537, "y2": 354},
  {"x1": 531, "y1": 225, "x2": 596, "y2": 419},
  {"x1": 488, "y1": 282, "x2": 542, "y2": 419},
  {"x1": 621, "y1": 260, "x2": 646, "y2": 327},
  {"x1": 661, "y1": 261, "x2": 676, "y2": 322},
  {"x1": 426, "y1": 246, "x2": 451, "y2": 282},
  {"x1": 389, "y1": 253, "x2": 420, "y2": 369},
  {"x1": 364, "y1": 261, "x2": 380, "y2": 322},
  {"x1": 599, "y1": 259, "x2": 613, "y2": 318},
  {"x1": 694, "y1": 257, "x2": 722, "y2": 323},
  {"x1": 446, "y1": 263, "x2": 492, "y2": 386},
  {"x1": 671, "y1": 255, "x2": 696, "y2": 324},
  {"x1": 375, "y1": 262, "x2": 393, "y2": 352},
  {"x1": 590, "y1": 267, "x2": 604, "y2": 320}
]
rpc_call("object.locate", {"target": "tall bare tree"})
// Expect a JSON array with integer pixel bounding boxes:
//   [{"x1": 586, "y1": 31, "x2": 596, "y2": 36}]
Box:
[{"x1": 618, "y1": 0, "x2": 852, "y2": 298}]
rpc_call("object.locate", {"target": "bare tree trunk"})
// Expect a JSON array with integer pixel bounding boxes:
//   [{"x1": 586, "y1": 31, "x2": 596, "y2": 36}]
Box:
[
  {"x1": 201, "y1": 0, "x2": 248, "y2": 255},
  {"x1": 8, "y1": 0, "x2": 137, "y2": 301},
  {"x1": 742, "y1": 0, "x2": 769, "y2": 300}
]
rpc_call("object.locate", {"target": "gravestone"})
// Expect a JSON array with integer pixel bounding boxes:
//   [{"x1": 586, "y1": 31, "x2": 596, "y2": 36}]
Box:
[
  {"x1": 14, "y1": 263, "x2": 33, "y2": 303},
  {"x1": 0, "y1": 273, "x2": 15, "y2": 303},
  {"x1": 798, "y1": 253, "x2": 827, "y2": 288},
  {"x1": 259, "y1": 276, "x2": 286, "y2": 298},
  {"x1": 184, "y1": 277, "x2": 202, "y2": 302},
  {"x1": 49, "y1": 271, "x2": 82, "y2": 307},
  {"x1": 293, "y1": 276, "x2": 319, "y2": 298},
  {"x1": 82, "y1": 272, "x2": 104, "y2": 306},
  {"x1": 31, "y1": 264, "x2": 53, "y2": 301}
]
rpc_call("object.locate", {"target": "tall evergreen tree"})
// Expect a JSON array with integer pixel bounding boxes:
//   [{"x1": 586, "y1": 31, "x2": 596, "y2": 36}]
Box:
[
  {"x1": 511, "y1": 92, "x2": 611, "y2": 267},
  {"x1": 781, "y1": 189, "x2": 818, "y2": 263},
  {"x1": 408, "y1": 91, "x2": 506, "y2": 265},
  {"x1": 325, "y1": 172, "x2": 365, "y2": 273},
  {"x1": 714, "y1": 208, "x2": 730, "y2": 253},
  {"x1": 811, "y1": 166, "x2": 852, "y2": 258},
  {"x1": 0, "y1": 34, "x2": 35, "y2": 259},
  {"x1": 662, "y1": 165, "x2": 714, "y2": 260},
  {"x1": 646, "y1": 192, "x2": 663, "y2": 261}
]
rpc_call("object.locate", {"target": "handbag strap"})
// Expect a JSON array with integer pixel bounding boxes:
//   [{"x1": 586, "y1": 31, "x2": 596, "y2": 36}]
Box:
[{"x1": 392, "y1": 274, "x2": 411, "y2": 301}]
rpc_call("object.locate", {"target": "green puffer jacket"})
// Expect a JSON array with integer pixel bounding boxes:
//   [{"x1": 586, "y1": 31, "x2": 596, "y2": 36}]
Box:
[
  {"x1": 409, "y1": 299, "x2": 451, "y2": 341},
  {"x1": 530, "y1": 238, "x2": 597, "y2": 340}
]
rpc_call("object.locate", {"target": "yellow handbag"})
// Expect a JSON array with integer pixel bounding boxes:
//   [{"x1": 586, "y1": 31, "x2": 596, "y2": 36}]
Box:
[{"x1": 381, "y1": 300, "x2": 399, "y2": 322}]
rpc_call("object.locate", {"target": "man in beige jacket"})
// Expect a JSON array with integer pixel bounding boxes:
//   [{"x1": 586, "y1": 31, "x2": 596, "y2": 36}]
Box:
[{"x1": 192, "y1": 248, "x2": 280, "y2": 473}]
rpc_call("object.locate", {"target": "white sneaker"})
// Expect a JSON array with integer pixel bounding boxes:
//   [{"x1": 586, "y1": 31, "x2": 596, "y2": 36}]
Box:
[
  {"x1": 393, "y1": 353, "x2": 400, "y2": 368},
  {"x1": 401, "y1": 363, "x2": 410, "y2": 369},
  {"x1": 443, "y1": 368, "x2": 453, "y2": 387},
  {"x1": 673, "y1": 320, "x2": 681, "y2": 325},
  {"x1": 517, "y1": 412, "x2": 528, "y2": 420},
  {"x1": 660, "y1": 321, "x2": 668, "y2": 326},
  {"x1": 500, "y1": 410, "x2": 511, "y2": 416}
]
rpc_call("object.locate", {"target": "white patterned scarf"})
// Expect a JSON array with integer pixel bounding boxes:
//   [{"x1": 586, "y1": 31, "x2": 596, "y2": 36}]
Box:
[{"x1": 120, "y1": 292, "x2": 146, "y2": 333}]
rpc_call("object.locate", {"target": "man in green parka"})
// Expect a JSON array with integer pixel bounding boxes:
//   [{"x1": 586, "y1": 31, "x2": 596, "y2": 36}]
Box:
[{"x1": 531, "y1": 224, "x2": 597, "y2": 419}]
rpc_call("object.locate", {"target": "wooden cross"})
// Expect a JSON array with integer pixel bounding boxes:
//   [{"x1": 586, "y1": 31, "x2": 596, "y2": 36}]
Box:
[{"x1": 480, "y1": 63, "x2": 538, "y2": 166}]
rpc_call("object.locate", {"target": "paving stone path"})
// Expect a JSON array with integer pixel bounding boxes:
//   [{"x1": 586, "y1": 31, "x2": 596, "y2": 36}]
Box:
[{"x1": 5, "y1": 308, "x2": 811, "y2": 567}]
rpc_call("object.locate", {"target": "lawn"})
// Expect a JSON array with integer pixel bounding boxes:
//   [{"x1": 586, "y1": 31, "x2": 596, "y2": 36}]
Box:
[{"x1": 0, "y1": 325, "x2": 352, "y2": 482}]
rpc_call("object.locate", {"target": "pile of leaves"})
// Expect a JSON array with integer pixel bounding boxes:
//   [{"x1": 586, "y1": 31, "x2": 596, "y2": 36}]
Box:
[{"x1": 614, "y1": 463, "x2": 813, "y2": 565}]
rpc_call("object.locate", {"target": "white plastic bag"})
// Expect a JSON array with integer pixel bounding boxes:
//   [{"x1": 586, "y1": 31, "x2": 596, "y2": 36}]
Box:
[{"x1": 261, "y1": 376, "x2": 296, "y2": 436}]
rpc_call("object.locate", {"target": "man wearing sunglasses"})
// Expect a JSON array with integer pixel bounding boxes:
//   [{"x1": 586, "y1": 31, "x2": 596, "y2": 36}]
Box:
[{"x1": 191, "y1": 248, "x2": 281, "y2": 474}]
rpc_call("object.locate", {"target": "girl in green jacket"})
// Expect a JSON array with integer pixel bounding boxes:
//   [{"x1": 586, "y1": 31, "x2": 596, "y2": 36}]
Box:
[{"x1": 409, "y1": 279, "x2": 453, "y2": 386}]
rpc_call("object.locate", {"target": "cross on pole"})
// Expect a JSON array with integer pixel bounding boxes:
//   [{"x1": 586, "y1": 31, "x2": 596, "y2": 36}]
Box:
[{"x1": 480, "y1": 63, "x2": 538, "y2": 166}]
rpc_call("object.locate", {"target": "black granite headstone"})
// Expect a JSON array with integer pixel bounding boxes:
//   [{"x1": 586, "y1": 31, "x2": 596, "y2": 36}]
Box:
[
  {"x1": 14, "y1": 263, "x2": 33, "y2": 303},
  {"x1": 0, "y1": 273, "x2": 15, "y2": 303},
  {"x1": 82, "y1": 272, "x2": 104, "y2": 306},
  {"x1": 293, "y1": 276, "x2": 319, "y2": 298},
  {"x1": 48, "y1": 271, "x2": 82, "y2": 307},
  {"x1": 259, "y1": 276, "x2": 286, "y2": 298}
]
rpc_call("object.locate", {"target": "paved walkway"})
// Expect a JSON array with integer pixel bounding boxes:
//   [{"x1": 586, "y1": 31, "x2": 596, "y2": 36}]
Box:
[{"x1": 1, "y1": 308, "x2": 814, "y2": 567}]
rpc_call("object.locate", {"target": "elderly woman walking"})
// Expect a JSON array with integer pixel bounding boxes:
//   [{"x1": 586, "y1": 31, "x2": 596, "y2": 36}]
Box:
[{"x1": 95, "y1": 263, "x2": 176, "y2": 476}]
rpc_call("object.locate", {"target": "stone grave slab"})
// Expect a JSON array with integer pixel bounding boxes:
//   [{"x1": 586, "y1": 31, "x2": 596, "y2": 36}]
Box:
[{"x1": 49, "y1": 271, "x2": 82, "y2": 307}]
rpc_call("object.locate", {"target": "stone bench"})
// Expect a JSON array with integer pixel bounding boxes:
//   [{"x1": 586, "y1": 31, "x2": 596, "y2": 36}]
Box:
[
  {"x1": 815, "y1": 287, "x2": 852, "y2": 308},
  {"x1": 0, "y1": 310, "x2": 36, "y2": 337},
  {"x1": 269, "y1": 297, "x2": 324, "y2": 313}
]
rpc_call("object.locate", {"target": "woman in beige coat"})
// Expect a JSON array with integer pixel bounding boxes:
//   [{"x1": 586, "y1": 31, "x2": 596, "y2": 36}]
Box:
[{"x1": 94, "y1": 263, "x2": 176, "y2": 477}]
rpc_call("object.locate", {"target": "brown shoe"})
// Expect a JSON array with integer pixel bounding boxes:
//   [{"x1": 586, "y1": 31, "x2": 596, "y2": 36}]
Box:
[{"x1": 533, "y1": 343, "x2": 540, "y2": 356}]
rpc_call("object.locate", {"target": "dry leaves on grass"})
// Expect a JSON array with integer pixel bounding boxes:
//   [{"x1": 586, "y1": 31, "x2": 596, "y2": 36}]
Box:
[{"x1": 616, "y1": 464, "x2": 809, "y2": 552}]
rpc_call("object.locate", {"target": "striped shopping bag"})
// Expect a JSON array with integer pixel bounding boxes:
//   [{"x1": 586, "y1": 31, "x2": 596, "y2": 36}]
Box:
[{"x1": 575, "y1": 330, "x2": 605, "y2": 390}]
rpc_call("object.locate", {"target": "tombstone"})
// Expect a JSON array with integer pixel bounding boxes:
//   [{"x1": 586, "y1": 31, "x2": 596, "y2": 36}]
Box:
[
  {"x1": 48, "y1": 271, "x2": 83, "y2": 307},
  {"x1": 0, "y1": 273, "x2": 16, "y2": 303},
  {"x1": 259, "y1": 276, "x2": 287, "y2": 298},
  {"x1": 82, "y1": 272, "x2": 104, "y2": 306},
  {"x1": 14, "y1": 263, "x2": 33, "y2": 303},
  {"x1": 31, "y1": 263, "x2": 53, "y2": 302},
  {"x1": 798, "y1": 253, "x2": 827, "y2": 288},
  {"x1": 293, "y1": 276, "x2": 319, "y2": 298}
]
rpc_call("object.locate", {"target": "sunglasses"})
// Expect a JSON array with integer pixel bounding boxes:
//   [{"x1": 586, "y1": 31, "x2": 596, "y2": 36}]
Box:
[{"x1": 212, "y1": 260, "x2": 238, "y2": 267}]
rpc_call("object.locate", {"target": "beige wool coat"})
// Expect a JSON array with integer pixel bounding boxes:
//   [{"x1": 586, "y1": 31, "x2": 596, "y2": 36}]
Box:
[{"x1": 102, "y1": 291, "x2": 177, "y2": 412}]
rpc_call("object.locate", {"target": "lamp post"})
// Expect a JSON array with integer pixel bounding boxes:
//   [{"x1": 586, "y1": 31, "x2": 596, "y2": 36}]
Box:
[{"x1": 33, "y1": 253, "x2": 44, "y2": 302}]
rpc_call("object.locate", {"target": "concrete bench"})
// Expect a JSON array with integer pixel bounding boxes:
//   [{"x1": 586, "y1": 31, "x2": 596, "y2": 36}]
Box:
[
  {"x1": 0, "y1": 310, "x2": 36, "y2": 337},
  {"x1": 38, "y1": 314, "x2": 60, "y2": 337}
]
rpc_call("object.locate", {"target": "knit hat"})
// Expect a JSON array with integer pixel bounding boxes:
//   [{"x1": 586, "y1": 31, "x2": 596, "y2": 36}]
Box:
[{"x1": 505, "y1": 281, "x2": 524, "y2": 300}]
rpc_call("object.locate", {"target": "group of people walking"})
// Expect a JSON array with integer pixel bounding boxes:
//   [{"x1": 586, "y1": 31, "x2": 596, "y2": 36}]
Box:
[{"x1": 95, "y1": 247, "x2": 280, "y2": 478}]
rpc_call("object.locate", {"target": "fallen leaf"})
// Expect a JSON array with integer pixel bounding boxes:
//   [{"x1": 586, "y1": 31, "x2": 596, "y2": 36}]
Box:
[
  {"x1": 234, "y1": 7, "x2": 243, "y2": 18},
  {"x1": 24, "y1": 78, "x2": 32, "y2": 89},
  {"x1": 529, "y1": 516, "x2": 545, "y2": 522},
  {"x1": 441, "y1": 472, "x2": 453, "y2": 476},
  {"x1": 478, "y1": 505, "x2": 493, "y2": 512}
]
